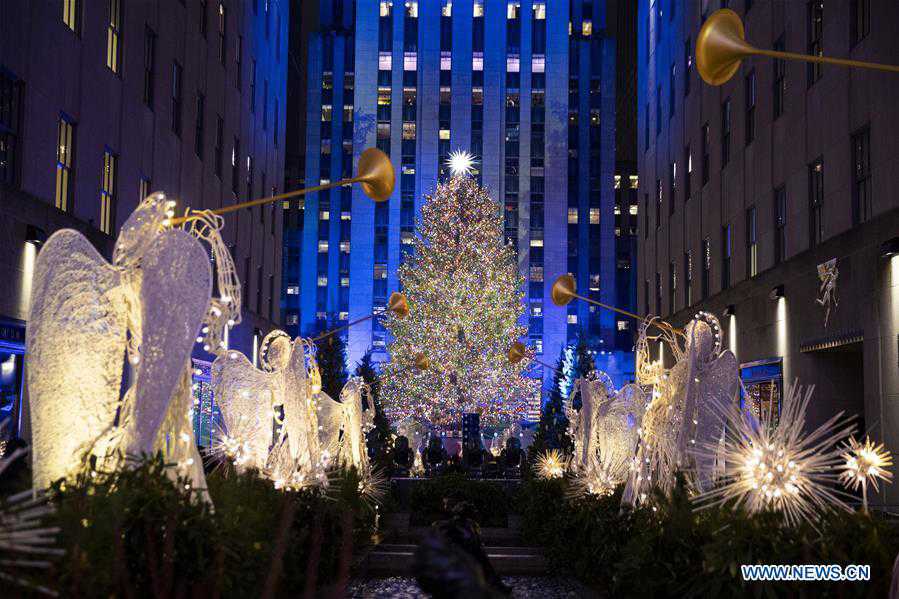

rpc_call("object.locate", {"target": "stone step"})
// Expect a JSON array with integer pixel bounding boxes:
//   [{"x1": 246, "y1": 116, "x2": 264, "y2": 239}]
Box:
[{"x1": 363, "y1": 544, "x2": 548, "y2": 576}]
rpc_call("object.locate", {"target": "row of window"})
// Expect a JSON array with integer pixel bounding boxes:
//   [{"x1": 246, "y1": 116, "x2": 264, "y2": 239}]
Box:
[{"x1": 646, "y1": 126, "x2": 872, "y2": 316}]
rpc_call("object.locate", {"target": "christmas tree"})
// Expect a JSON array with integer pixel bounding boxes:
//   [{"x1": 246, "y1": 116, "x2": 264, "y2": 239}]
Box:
[
  {"x1": 381, "y1": 170, "x2": 538, "y2": 427},
  {"x1": 313, "y1": 329, "x2": 348, "y2": 400}
]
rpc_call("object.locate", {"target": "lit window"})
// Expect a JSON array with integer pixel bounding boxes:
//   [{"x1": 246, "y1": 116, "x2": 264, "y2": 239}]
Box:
[
  {"x1": 473, "y1": 1, "x2": 484, "y2": 17},
  {"x1": 55, "y1": 116, "x2": 76, "y2": 212},
  {"x1": 507, "y1": 54, "x2": 520, "y2": 72},
  {"x1": 321, "y1": 105, "x2": 332, "y2": 121},
  {"x1": 340, "y1": 241, "x2": 350, "y2": 252},
  {"x1": 403, "y1": 122, "x2": 416, "y2": 140},
  {"x1": 530, "y1": 266, "x2": 544, "y2": 282},
  {"x1": 507, "y1": 2, "x2": 520, "y2": 19},
  {"x1": 589, "y1": 208, "x2": 600, "y2": 224},
  {"x1": 379, "y1": 52, "x2": 392, "y2": 71},
  {"x1": 589, "y1": 274, "x2": 600, "y2": 291},
  {"x1": 614, "y1": 175, "x2": 621, "y2": 189},
  {"x1": 533, "y1": 3, "x2": 546, "y2": 19},
  {"x1": 341, "y1": 211, "x2": 351, "y2": 220},
  {"x1": 404, "y1": 52, "x2": 417, "y2": 71},
  {"x1": 286, "y1": 314, "x2": 299, "y2": 325},
  {"x1": 319, "y1": 178, "x2": 330, "y2": 185},
  {"x1": 405, "y1": 1, "x2": 418, "y2": 17},
  {"x1": 531, "y1": 56, "x2": 545, "y2": 73},
  {"x1": 439, "y1": 129, "x2": 450, "y2": 140},
  {"x1": 535, "y1": 339, "x2": 543, "y2": 354},
  {"x1": 530, "y1": 238, "x2": 543, "y2": 247},
  {"x1": 402, "y1": 231, "x2": 414, "y2": 244},
  {"x1": 339, "y1": 311, "x2": 349, "y2": 320},
  {"x1": 441, "y1": 51, "x2": 451, "y2": 70},
  {"x1": 100, "y1": 149, "x2": 117, "y2": 234},
  {"x1": 629, "y1": 205, "x2": 638, "y2": 215},
  {"x1": 318, "y1": 240, "x2": 329, "y2": 252},
  {"x1": 341, "y1": 277, "x2": 349, "y2": 287},
  {"x1": 317, "y1": 276, "x2": 327, "y2": 287},
  {"x1": 617, "y1": 320, "x2": 629, "y2": 331},
  {"x1": 442, "y1": 1, "x2": 452, "y2": 17},
  {"x1": 629, "y1": 175, "x2": 639, "y2": 189},
  {"x1": 582, "y1": 20, "x2": 592, "y2": 36},
  {"x1": 472, "y1": 53, "x2": 484, "y2": 71},
  {"x1": 614, "y1": 206, "x2": 621, "y2": 215},
  {"x1": 63, "y1": 0, "x2": 80, "y2": 32},
  {"x1": 106, "y1": 0, "x2": 121, "y2": 74},
  {"x1": 286, "y1": 286, "x2": 299, "y2": 295},
  {"x1": 567, "y1": 314, "x2": 577, "y2": 324},
  {"x1": 374, "y1": 265, "x2": 388, "y2": 279},
  {"x1": 531, "y1": 305, "x2": 542, "y2": 317},
  {"x1": 320, "y1": 210, "x2": 330, "y2": 220},
  {"x1": 380, "y1": 1, "x2": 392, "y2": 17},
  {"x1": 567, "y1": 208, "x2": 578, "y2": 224}
]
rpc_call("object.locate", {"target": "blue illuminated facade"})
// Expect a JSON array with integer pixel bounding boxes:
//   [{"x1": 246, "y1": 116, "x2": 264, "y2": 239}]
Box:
[{"x1": 283, "y1": 0, "x2": 637, "y2": 388}]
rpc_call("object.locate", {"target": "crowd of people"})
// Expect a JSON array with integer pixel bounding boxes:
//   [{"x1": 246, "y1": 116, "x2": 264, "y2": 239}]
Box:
[{"x1": 389, "y1": 435, "x2": 527, "y2": 479}]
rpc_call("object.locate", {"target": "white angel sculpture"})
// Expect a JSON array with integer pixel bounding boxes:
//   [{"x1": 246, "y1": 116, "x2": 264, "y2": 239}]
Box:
[
  {"x1": 568, "y1": 374, "x2": 647, "y2": 496},
  {"x1": 317, "y1": 377, "x2": 375, "y2": 474},
  {"x1": 623, "y1": 312, "x2": 738, "y2": 505},
  {"x1": 212, "y1": 330, "x2": 327, "y2": 487},
  {"x1": 27, "y1": 193, "x2": 240, "y2": 497}
]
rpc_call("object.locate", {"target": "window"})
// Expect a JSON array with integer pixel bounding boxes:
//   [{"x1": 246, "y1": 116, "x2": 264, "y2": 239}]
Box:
[
  {"x1": 746, "y1": 206, "x2": 758, "y2": 277},
  {"x1": 852, "y1": 126, "x2": 871, "y2": 224},
  {"x1": 745, "y1": 70, "x2": 756, "y2": 145},
  {"x1": 669, "y1": 63, "x2": 676, "y2": 118},
  {"x1": 231, "y1": 136, "x2": 240, "y2": 192},
  {"x1": 668, "y1": 162, "x2": 676, "y2": 214},
  {"x1": 143, "y1": 27, "x2": 156, "y2": 106},
  {"x1": 684, "y1": 251, "x2": 693, "y2": 306},
  {"x1": 589, "y1": 207, "x2": 600, "y2": 224},
  {"x1": 721, "y1": 99, "x2": 731, "y2": 167},
  {"x1": 139, "y1": 176, "x2": 151, "y2": 202},
  {"x1": 655, "y1": 179, "x2": 662, "y2": 229},
  {"x1": 684, "y1": 146, "x2": 692, "y2": 201},
  {"x1": 245, "y1": 154, "x2": 253, "y2": 199},
  {"x1": 809, "y1": 158, "x2": 824, "y2": 247},
  {"x1": 100, "y1": 149, "x2": 117, "y2": 235},
  {"x1": 250, "y1": 60, "x2": 256, "y2": 112},
  {"x1": 63, "y1": 0, "x2": 81, "y2": 33},
  {"x1": 214, "y1": 115, "x2": 223, "y2": 177},
  {"x1": 218, "y1": 2, "x2": 227, "y2": 64},
  {"x1": 807, "y1": 0, "x2": 823, "y2": 86},
  {"x1": 774, "y1": 186, "x2": 786, "y2": 264},
  {"x1": 199, "y1": 0, "x2": 208, "y2": 37},
  {"x1": 655, "y1": 86, "x2": 661, "y2": 136},
  {"x1": 851, "y1": 0, "x2": 869, "y2": 46},
  {"x1": 0, "y1": 72, "x2": 23, "y2": 187},
  {"x1": 722, "y1": 224, "x2": 732, "y2": 289},
  {"x1": 668, "y1": 261, "x2": 676, "y2": 315},
  {"x1": 655, "y1": 272, "x2": 662, "y2": 316},
  {"x1": 701, "y1": 123, "x2": 710, "y2": 185},
  {"x1": 106, "y1": 0, "x2": 121, "y2": 74},
  {"x1": 684, "y1": 37, "x2": 692, "y2": 96},
  {"x1": 235, "y1": 36, "x2": 242, "y2": 88},
  {"x1": 773, "y1": 36, "x2": 785, "y2": 118},
  {"x1": 262, "y1": 79, "x2": 268, "y2": 129},
  {"x1": 172, "y1": 62, "x2": 183, "y2": 136},
  {"x1": 701, "y1": 238, "x2": 711, "y2": 299},
  {"x1": 643, "y1": 193, "x2": 649, "y2": 238},
  {"x1": 55, "y1": 116, "x2": 76, "y2": 212},
  {"x1": 194, "y1": 93, "x2": 205, "y2": 158},
  {"x1": 274, "y1": 99, "x2": 279, "y2": 146}
]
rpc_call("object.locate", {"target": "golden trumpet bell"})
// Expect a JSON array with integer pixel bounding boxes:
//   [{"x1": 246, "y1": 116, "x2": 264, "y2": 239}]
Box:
[
  {"x1": 414, "y1": 353, "x2": 430, "y2": 371},
  {"x1": 696, "y1": 9, "x2": 753, "y2": 86},
  {"x1": 387, "y1": 291, "x2": 410, "y2": 319},
  {"x1": 508, "y1": 341, "x2": 527, "y2": 365},
  {"x1": 551, "y1": 274, "x2": 577, "y2": 307},
  {"x1": 357, "y1": 147, "x2": 395, "y2": 202}
]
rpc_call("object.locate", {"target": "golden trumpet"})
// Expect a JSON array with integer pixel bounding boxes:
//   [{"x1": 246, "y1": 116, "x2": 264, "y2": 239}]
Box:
[
  {"x1": 169, "y1": 147, "x2": 394, "y2": 226},
  {"x1": 312, "y1": 291, "x2": 409, "y2": 343},
  {"x1": 550, "y1": 274, "x2": 680, "y2": 334},
  {"x1": 697, "y1": 9, "x2": 899, "y2": 87},
  {"x1": 413, "y1": 353, "x2": 430, "y2": 371},
  {"x1": 507, "y1": 341, "x2": 528, "y2": 365}
]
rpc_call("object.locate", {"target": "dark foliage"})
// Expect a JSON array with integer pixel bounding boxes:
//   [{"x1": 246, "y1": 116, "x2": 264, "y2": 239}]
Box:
[{"x1": 408, "y1": 474, "x2": 511, "y2": 528}]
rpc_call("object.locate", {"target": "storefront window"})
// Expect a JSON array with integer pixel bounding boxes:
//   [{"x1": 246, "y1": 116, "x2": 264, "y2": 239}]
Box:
[
  {"x1": 0, "y1": 319, "x2": 26, "y2": 440},
  {"x1": 740, "y1": 358, "x2": 783, "y2": 428},
  {"x1": 190, "y1": 359, "x2": 219, "y2": 449}
]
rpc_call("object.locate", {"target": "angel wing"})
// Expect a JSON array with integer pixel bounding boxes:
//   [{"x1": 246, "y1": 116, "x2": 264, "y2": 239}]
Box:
[
  {"x1": 334, "y1": 378, "x2": 371, "y2": 472},
  {"x1": 27, "y1": 230, "x2": 127, "y2": 489},
  {"x1": 283, "y1": 338, "x2": 324, "y2": 474},
  {"x1": 124, "y1": 230, "x2": 212, "y2": 455},
  {"x1": 212, "y1": 351, "x2": 280, "y2": 472}
]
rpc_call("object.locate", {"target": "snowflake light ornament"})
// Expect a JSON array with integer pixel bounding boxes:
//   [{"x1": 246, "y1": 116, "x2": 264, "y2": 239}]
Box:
[
  {"x1": 446, "y1": 149, "x2": 477, "y2": 177},
  {"x1": 694, "y1": 382, "x2": 856, "y2": 527},
  {"x1": 839, "y1": 436, "x2": 893, "y2": 513},
  {"x1": 536, "y1": 449, "x2": 568, "y2": 480}
]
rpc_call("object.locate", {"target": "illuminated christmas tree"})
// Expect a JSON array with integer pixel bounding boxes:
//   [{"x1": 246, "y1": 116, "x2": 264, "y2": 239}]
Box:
[{"x1": 381, "y1": 165, "x2": 538, "y2": 427}]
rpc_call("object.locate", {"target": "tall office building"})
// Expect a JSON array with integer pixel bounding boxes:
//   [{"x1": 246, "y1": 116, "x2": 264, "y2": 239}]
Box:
[
  {"x1": 0, "y1": 0, "x2": 288, "y2": 440},
  {"x1": 637, "y1": 0, "x2": 899, "y2": 503},
  {"x1": 282, "y1": 0, "x2": 638, "y2": 401}
]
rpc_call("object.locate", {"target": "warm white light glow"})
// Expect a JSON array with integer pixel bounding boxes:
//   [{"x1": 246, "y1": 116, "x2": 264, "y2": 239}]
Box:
[
  {"x1": 446, "y1": 149, "x2": 477, "y2": 176},
  {"x1": 536, "y1": 448, "x2": 567, "y2": 479},
  {"x1": 19, "y1": 242, "x2": 36, "y2": 317}
]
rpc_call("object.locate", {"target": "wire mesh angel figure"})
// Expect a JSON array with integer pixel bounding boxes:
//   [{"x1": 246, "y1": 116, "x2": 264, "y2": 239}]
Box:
[{"x1": 27, "y1": 193, "x2": 239, "y2": 500}]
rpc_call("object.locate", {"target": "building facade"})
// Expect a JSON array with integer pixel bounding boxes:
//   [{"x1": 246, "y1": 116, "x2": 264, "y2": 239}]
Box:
[
  {"x1": 637, "y1": 0, "x2": 899, "y2": 502},
  {"x1": 0, "y1": 0, "x2": 288, "y2": 439},
  {"x1": 283, "y1": 0, "x2": 638, "y2": 400}
]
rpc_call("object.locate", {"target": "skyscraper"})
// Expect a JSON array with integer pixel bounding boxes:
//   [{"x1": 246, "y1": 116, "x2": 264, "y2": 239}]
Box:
[{"x1": 283, "y1": 0, "x2": 638, "y2": 398}]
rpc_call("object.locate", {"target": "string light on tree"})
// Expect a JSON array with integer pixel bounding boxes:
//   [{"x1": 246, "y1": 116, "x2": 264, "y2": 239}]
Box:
[{"x1": 381, "y1": 172, "x2": 537, "y2": 426}]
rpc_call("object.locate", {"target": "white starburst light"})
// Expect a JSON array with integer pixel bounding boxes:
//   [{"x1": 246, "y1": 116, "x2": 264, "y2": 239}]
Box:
[{"x1": 446, "y1": 149, "x2": 477, "y2": 176}]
